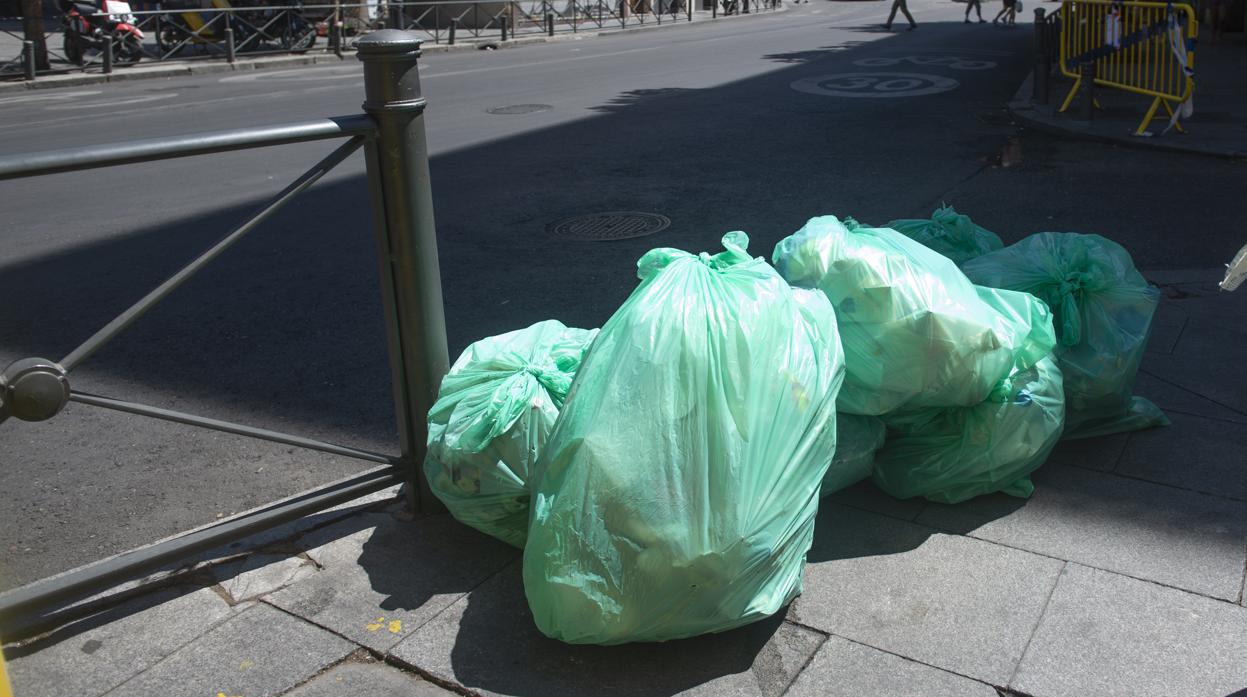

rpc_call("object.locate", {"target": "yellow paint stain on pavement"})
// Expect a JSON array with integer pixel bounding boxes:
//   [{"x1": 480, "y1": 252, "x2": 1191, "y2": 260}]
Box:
[
  {"x1": 366, "y1": 616, "x2": 386, "y2": 632},
  {"x1": 239, "y1": 659, "x2": 255, "y2": 670},
  {"x1": 388, "y1": 619, "x2": 402, "y2": 634},
  {"x1": 216, "y1": 692, "x2": 242, "y2": 697}
]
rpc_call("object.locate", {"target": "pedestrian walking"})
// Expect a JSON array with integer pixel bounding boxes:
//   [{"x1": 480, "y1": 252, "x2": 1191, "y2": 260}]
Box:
[
  {"x1": 964, "y1": 0, "x2": 986, "y2": 22},
  {"x1": 993, "y1": 0, "x2": 1017, "y2": 25},
  {"x1": 883, "y1": 0, "x2": 917, "y2": 30}
]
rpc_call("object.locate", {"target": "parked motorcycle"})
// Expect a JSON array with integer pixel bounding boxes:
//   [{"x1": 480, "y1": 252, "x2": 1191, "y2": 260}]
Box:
[
  {"x1": 155, "y1": 0, "x2": 316, "y2": 56},
  {"x1": 60, "y1": 0, "x2": 145, "y2": 66}
]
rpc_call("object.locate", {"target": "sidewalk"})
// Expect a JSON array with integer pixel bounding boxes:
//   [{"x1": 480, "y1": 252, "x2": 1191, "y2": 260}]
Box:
[
  {"x1": 3, "y1": 271, "x2": 1245, "y2": 696},
  {"x1": 1008, "y1": 33, "x2": 1247, "y2": 159}
]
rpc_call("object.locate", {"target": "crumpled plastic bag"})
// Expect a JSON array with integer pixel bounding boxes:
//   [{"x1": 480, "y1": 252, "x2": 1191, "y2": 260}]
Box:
[
  {"x1": 424, "y1": 320, "x2": 598, "y2": 548},
  {"x1": 772, "y1": 215, "x2": 1056, "y2": 415},
  {"x1": 887, "y1": 204, "x2": 1004, "y2": 266},
  {"x1": 961, "y1": 232, "x2": 1168, "y2": 439},
  {"x1": 873, "y1": 356, "x2": 1065, "y2": 504},
  {"x1": 523, "y1": 232, "x2": 845, "y2": 645},
  {"x1": 820, "y1": 413, "x2": 886, "y2": 497}
]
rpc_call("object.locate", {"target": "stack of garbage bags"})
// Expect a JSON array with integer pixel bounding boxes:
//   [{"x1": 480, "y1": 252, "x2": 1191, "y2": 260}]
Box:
[{"x1": 422, "y1": 212, "x2": 1165, "y2": 646}]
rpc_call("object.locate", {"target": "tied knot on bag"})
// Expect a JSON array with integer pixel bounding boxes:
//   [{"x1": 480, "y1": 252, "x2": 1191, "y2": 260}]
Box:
[{"x1": 1055, "y1": 271, "x2": 1092, "y2": 346}]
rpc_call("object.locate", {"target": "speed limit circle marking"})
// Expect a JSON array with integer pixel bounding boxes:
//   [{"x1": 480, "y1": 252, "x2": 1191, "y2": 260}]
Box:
[{"x1": 789, "y1": 72, "x2": 960, "y2": 98}]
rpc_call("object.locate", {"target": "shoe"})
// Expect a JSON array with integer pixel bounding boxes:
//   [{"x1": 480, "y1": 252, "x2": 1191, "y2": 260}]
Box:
[
  {"x1": 882, "y1": 23, "x2": 891, "y2": 29},
  {"x1": 978, "y1": 17, "x2": 986, "y2": 22},
  {"x1": 964, "y1": 17, "x2": 970, "y2": 22},
  {"x1": 907, "y1": 23, "x2": 916, "y2": 30}
]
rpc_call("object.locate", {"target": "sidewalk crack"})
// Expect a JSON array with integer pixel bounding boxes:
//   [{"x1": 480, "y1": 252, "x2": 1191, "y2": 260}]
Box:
[{"x1": 1006, "y1": 560, "x2": 1066, "y2": 689}]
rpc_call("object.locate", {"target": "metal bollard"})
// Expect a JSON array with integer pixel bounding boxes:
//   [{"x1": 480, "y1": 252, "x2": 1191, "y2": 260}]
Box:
[
  {"x1": 388, "y1": 2, "x2": 403, "y2": 29},
  {"x1": 356, "y1": 31, "x2": 450, "y2": 514},
  {"x1": 501, "y1": 13, "x2": 509, "y2": 40},
  {"x1": 546, "y1": 12, "x2": 554, "y2": 35},
  {"x1": 22, "y1": 40, "x2": 35, "y2": 81},
  {"x1": 225, "y1": 26, "x2": 236, "y2": 63},
  {"x1": 1078, "y1": 60, "x2": 1095, "y2": 120},
  {"x1": 1032, "y1": 8, "x2": 1047, "y2": 104},
  {"x1": 334, "y1": 21, "x2": 345, "y2": 59},
  {"x1": 712, "y1": 0, "x2": 716, "y2": 17},
  {"x1": 102, "y1": 35, "x2": 113, "y2": 74},
  {"x1": 448, "y1": 18, "x2": 457, "y2": 44}
]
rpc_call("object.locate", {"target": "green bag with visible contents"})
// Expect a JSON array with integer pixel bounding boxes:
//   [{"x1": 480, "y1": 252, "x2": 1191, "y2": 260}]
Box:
[
  {"x1": 961, "y1": 232, "x2": 1168, "y2": 439},
  {"x1": 772, "y1": 215, "x2": 1056, "y2": 415},
  {"x1": 820, "y1": 413, "x2": 886, "y2": 497},
  {"x1": 873, "y1": 355, "x2": 1065, "y2": 504},
  {"x1": 524, "y1": 232, "x2": 846, "y2": 645},
  {"x1": 887, "y1": 205, "x2": 1004, "y2": 266},
  {"x1": 424, "y1": 320, "x2": 598, "y2": 548}
]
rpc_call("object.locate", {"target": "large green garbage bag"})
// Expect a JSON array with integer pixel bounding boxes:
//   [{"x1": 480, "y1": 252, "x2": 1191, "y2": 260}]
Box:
[
  {"x1": 820, "y1": 413, "x2": 886, "y2": 497},
  {"x1": 772, "y1": 215, "x2": 1056, "y2": 415},
  {"x1": 961, "y1": 232, "x2": 1168, "y2": 439},
  {"x1": 523, "y1": 232, "x2": 846, "y2": 645},
  {"x1": 886, "y1": 205, "x2": 1005, "y2": 266},
  {"x1": 873, "y1": 356, "x2": 1065, "y2": 504},
  {"x1": 424, "y1": 320, "x2": 598, "y2": 549}
]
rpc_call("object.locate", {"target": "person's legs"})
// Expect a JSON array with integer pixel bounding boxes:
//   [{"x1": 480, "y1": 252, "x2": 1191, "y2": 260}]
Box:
[
  {"x1": 993, "y1": 4, "x2": 1008, "y2": 22},
  {"x1": 898, "y1": 0, "x2": 915, "y2": 26},
  {"x1": 885, "y1": 0, "x2": 899, "y2": 27}
]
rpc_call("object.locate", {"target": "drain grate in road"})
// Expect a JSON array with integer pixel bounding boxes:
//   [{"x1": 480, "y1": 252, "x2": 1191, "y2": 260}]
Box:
[
  {"x1": 486, "y1": 104, "x2": 553, "y2": 115},
  {"x1": 549, "y1": 212, "x2": 671, "y2": 241}
]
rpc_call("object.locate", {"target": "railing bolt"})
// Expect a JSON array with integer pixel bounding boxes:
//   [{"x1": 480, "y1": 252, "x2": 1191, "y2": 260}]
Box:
[
  {"x1": 22, "y1": 40, "x2": 35, "y2": 81},
  {"x1": 0, "y1": 358, "x2": 70, "y2": 423}
]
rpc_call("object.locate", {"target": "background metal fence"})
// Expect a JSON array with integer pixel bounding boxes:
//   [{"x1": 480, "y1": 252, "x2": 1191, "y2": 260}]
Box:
[
  {"x1": 2, "y1": 0, "x2": 779, "y2": 80},
  {"x1": 0, "y1": 29, "x2": 445, "y2": 637}
]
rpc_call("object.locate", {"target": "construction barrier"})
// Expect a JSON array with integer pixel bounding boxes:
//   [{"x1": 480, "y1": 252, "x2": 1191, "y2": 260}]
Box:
[{"x1": 1058, "y1": 0, "x2": 1197, "y2": 135}]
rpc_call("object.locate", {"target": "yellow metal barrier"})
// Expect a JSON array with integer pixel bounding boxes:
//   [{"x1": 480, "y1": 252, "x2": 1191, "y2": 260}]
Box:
[{"x1": 1058, "y1": 0, "x2": 1197, "y2": 135}]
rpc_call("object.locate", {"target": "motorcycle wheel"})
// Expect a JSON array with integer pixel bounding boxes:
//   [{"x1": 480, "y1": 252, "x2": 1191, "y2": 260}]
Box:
[
  {"x1": 280, "y1": 23, "x2": 317, "y2": 53},
  {"x1": 156, "y1": 23, "x2": 186, "y2": 55},
  {"x1": 62, "y1": 34, "x2": 85, "y2": 66},
  {"x1": 117, "y1": 34, "x2": 143, "y2": 64}
]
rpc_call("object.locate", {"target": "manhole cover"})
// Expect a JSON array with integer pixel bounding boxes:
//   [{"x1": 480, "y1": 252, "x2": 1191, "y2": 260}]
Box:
[
  {"x1": 486, "y1": 104, "x2": 552, "y2": 115},
  {"x1": 549, "y1": 212, "x2": 671, "y2": 241}
]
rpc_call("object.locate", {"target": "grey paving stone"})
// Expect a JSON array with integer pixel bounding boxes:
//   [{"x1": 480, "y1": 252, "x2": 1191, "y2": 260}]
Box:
[
  {"x1": 1043, "y1": 433, "x2": 1129, "y2": 472},
  {"x1": 212, "y1": 553, "x2": 319, "y2": 603},
  {"x1": 822, "y1": 480, "x2": 927, "y2": 522},
  {"x1": 792, "y1": 505, "x2": 1063, "y2": 686},
  {"x1": 1132, "y1": 369, "x2": 1247, "y2": 426},
  {"x1": 786, "y1": 635, "x2": 998, "y2": 697},
  {"x1": 1144, "y1": 315, "x2": 1184, "y2": 355},
  {"x1": 4, "y1": 586, "x2": 235, "y2": 697},
  {"x1": 1146, "y1": 314, "x2": 1247, "y2": 414},
  {"x1": 105, "y1": 603, "x2": 353, "y2": 697},
  {"x1": 917, "y1": 464, "x2": 1247, "y2": 600},
  {"x1": 1012, "y1": 564, "x2": 1247, "y2": 697},
  {"x1": 1116, "y1": 410, "x2": 1247, "y2": 501},
  {"x1": 280, "y1": 660, "x2": 456, "y2": 696},
  {"x1": 390, "y1": 564, "x2": 825, "y2": 697},
  {"x1": 265, "y1": 512, "x2": 516, "y2": 653}
]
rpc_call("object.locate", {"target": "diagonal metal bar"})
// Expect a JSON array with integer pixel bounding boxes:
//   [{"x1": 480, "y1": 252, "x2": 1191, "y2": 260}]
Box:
[
  {"x1": 58, "y1": 135, "x2": 366, "y2": 372},
  {"x1": 0, "y1": 464, "x2": 402, "y2": 632},
  {"x1": 69, "y1": 391, "x2": 400, "y2": 465}
]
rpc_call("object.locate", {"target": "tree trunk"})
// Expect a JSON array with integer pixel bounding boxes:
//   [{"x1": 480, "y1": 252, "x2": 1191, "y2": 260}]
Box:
[{"x1": 20, "y1": 0, "x2": 50, "y2": 69}]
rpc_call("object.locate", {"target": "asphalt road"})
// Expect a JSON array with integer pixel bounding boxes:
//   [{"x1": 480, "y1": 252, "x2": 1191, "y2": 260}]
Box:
[{"x1": 1, "y1": 0, "x2": 1242, "y2": 592}]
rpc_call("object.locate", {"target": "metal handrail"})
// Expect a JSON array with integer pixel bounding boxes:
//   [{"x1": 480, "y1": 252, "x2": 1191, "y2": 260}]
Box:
[{"x1": 0, "y1": 30, "x2": 447, "y2": 634}]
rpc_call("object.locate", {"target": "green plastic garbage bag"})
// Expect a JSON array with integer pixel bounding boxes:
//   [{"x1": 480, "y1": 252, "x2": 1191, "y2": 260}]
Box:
[
  {"x1": 961, "y1": 232, "x2": 1168, "y2": 439},
  {"x1": 523, "y1": 232, "x2": 846, "y2": 645},
  {"x1": 820, "y1": 414, "x2": 886, "y2": 497},
  {"x1": 772, "y1": 215, "x2": 1056, "y2": 415},
  {"x1": 873, "y1": 356, "x2": 1065, "y2": 504},
  {"x1": 886, "y1": 204, "x2": 1004, "y2": 265},
  {"x1": 424, "y1": 320, "x2": 598, "y2": 549}
]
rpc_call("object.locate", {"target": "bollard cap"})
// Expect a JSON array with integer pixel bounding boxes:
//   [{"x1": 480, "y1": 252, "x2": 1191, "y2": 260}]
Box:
[
  {"x1": 357, "y1": 30, "x2": 424, "y2": 60},
  {"x1": 1, "y1": 357, "x2": 69, "y2": 422}
]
